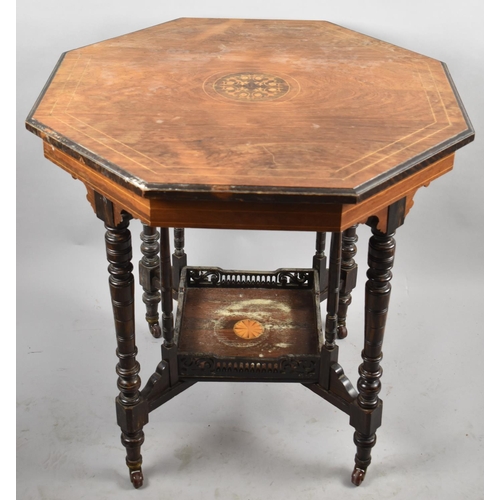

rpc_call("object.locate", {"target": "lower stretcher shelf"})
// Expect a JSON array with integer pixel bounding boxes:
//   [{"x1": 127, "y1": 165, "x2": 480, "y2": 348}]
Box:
[{"x1": 175, "y1": 267, "x2": 323, "y2": 381}]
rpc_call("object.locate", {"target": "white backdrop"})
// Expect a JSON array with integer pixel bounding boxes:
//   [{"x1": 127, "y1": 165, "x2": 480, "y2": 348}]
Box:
[{"x1": 17, "y1": 2, "x2": 484, "y2": 499}]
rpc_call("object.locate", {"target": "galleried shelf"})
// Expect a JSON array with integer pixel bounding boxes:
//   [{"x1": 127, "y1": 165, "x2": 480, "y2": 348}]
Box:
[{"x1": 175, "y1": 268, "x2": 322, "y2": 381}]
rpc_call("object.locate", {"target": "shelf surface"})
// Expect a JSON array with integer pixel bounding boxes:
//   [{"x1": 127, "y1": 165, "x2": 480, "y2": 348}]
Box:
[
  {"x1": 175, "y1": 268, "x2": 322, "y2": 381},
  {"x1": 179, "y1": 287, "x2": 320, "y2": 358}
]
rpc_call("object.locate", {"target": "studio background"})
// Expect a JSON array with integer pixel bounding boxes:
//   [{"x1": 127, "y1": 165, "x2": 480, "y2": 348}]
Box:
[{"x1": 17, "y1": 1, "x2": 484, "y2": 499}]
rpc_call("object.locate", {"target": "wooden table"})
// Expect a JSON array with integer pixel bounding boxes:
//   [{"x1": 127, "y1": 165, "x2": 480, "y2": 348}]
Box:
[{"x1": 26, "y1": 18, "x2": 474, "y2": 489}]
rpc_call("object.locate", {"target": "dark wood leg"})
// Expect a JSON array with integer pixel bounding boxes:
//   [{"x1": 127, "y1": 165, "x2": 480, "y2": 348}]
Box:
[
  {"x1": 351, "y1": 227, "x2": 395, "y2": 486},
  {"x1": 160, "y1": 227, "x2": 174, "y2": 345},
  {"x1": 325, "y1": 232, "x2": 342, "y2": 347},
  {"x1": 318, "y1": 229, "x2": 357, "y2": 406},
  {"x1": 160, "y1": 227, "x2": 179, "y2": 385},
  {"x1": 313, "y1": 232, "x2": 328, "y2": 301},
  {"x1": 105, "y1": 215, "x2": 148, "y2": 489},
  {"x1": 337, "y1": 225, "x2": 358, "y2": 339},
  {"x1": 139, "y1": 225, "x2": 161, "y2": 338},
  {"x1": 172, "y1": 228, "x2": 187, "y2": 300}
]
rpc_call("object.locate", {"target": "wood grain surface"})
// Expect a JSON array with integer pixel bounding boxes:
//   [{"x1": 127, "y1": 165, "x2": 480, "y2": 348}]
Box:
[
  {"x1": 43, "y1": 140, "x2": 454, "y2": 231},
  {"x1": 27, "y1": 18, "x2": 473, "y2": 204},
  {"x1": 178, "y1": 287, "x2": 320, "y2": 358}
]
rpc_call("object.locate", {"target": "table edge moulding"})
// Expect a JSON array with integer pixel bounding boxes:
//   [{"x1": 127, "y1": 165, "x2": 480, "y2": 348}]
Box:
[{"x1": 25, "y1": 17, "x2": 474, "y2": 489}]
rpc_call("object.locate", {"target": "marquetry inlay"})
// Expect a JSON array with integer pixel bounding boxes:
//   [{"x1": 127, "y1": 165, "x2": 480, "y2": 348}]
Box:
[
  {"x1": 212, "y1": 73, "x2": 290, "y2": 101},
  {"x1": 27, "y1": 18, "x2": 473, "y2": 202},
  {"x1": 233, "y1": 319, "x2": 265, "y2": 339}
]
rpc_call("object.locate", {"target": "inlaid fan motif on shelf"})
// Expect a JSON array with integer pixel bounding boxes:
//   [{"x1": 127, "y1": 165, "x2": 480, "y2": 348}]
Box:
[{"x1": 233, "y1": 319, "x2": 265, "y2": 339}]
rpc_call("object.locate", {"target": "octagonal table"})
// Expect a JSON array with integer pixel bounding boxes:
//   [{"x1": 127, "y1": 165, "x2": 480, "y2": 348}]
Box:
[{"x1": 26, "y1": 18, "x2": 474, "y2": 488}]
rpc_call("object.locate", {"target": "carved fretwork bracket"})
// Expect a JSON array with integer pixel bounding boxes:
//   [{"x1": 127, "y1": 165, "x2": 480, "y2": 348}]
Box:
[
  {"x1": 141, "y1": 362, "x2": 196, "y2": 414},
  {"x1": 366, "y1": 197, "x2": 408, "y2": 234},
  {"x1": 141, "y1": 360, "x2": 171, "y2": 405},
  {"x1": 86, "y1": 187, "x2": 131, "y2": 227},
  {"x1": 305, "y1": 355, "x2": 357, "y2": 415}
]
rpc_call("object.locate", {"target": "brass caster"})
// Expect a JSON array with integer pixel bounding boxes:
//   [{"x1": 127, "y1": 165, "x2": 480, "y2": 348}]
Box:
[
  {"x1": 351, "y1": 467, "x2": 365, "y2": 486},
  {"x1": 150, "y1": 324, "x2": 162, "y2": 338},
  {"x1": 337, "y1": 325, "x2": 348, "y2": 339},
  {"x1": 130, "y1": 469, "x2": 144, "y2": 489}
]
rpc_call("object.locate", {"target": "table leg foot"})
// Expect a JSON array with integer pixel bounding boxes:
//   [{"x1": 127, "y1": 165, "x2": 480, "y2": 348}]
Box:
[
  {"x1": 351, "y1": 467, "x2": 366, "y2": 486},
  {"x1": 351, "y1": 430, "x2": 376, "y2": 486},
  {"x1": 337, "y1": 325, "x2": 348, "y2": 339},
  {"x1": 122, "y1": 430, "x2": 145, "y2": 488},
  {"x1": 149, "y1": 324, "x2": 162, "y2": 338},
  {"x1": 130, "y1": 469, "x2": 144, "y2": 489}
]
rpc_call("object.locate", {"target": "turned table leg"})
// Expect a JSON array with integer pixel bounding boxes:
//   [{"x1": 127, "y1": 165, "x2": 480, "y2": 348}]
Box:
[
  {"x1": 160, "y1": 227, "x2": 174, "y2": 345},
  {"x1": 325, "y1": 232, "x2": 342, "y2": 347},
  {"x1": 337, "y1": 225, "x2": 358, "y2": 339},
  {"x1": 313, "y1": 232, "x2": 328, "y2": 300},
  {"x1": 351, "y1": 227, "x2": 396, "y2": 486},
  {"x1": 139, "y1": 225, "x2": 162, "y2": 338},
  {"x1": 105, "y1": 215, "x2": 148, "y2": 488},
  {"x1": 172, "y1": 228, "x2": 187, "y2": 300}
]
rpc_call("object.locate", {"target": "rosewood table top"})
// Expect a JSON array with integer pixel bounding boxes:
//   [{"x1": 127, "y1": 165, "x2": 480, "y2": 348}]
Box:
[{"x1": 26, "y1": 18, "x2": 473, "y2": 231}]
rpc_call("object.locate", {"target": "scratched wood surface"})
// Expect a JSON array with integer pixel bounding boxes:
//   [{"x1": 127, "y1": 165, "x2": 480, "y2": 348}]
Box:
[
  {"x1": 27, "y1": 18, "x2": 473, "y2": 203},
  {"x1": 178, "y1": 287, "x2": 320, "y2": 358}
]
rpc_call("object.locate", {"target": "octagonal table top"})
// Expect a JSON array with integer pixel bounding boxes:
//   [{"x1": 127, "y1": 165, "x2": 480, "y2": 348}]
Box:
[{"x1": 26, "y1": 18, "x2": 473, "y2": 204}]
